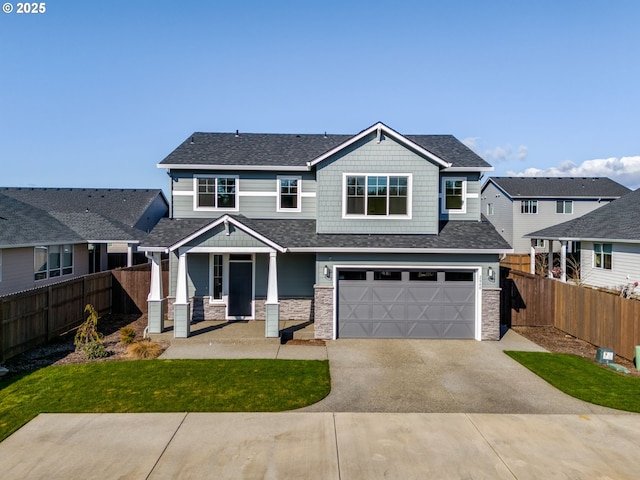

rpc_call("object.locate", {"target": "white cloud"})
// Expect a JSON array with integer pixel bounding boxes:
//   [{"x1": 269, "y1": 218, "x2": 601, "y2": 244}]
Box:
[
  {"x1": 506, "y1": 156, "x2": 640, "y2": 190},
  {"x1": 462, "y1": 137, "x2": 529, "y2": 164}
]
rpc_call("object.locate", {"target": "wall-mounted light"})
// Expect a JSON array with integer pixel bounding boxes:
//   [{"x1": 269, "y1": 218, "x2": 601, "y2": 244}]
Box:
[
  {"x1": 323, "y1": 265, "x2": 331, "y2": 278},
  {"x1": 487, "y1": 266, "x2": 495, "y2": 282}
]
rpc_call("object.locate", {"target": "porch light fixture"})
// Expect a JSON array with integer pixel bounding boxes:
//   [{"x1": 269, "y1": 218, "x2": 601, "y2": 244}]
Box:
[
  {"x1": 323, "y1": 265, "x2": 331, "y2": 278},
  {"x1": 487, "y1": 266, "x2": 495, "y2": 282}
]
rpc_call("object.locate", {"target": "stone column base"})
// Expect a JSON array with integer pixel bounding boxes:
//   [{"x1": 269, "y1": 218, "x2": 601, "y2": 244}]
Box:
[
  {"x1": 482, "y1": 289, "x2": 501, "y2": 341},
  {"x1": 313, "y1": 285, "x2": 334, "y2": 340}
]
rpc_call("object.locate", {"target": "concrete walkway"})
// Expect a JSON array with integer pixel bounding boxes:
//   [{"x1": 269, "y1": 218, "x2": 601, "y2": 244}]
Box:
[
  {"x1": 2, "y1": 412, "x2": 640, "y2": 479},
  {"x1": 1, "y1": 325, "x2": 638, "y2": 478}
]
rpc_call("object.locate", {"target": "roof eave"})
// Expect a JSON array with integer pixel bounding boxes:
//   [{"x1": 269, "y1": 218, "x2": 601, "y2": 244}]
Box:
[
  {"x1": 288, "y1": 247, "x2": 513, "y2": 254},
  {"x1": 158, "y1": 164, "x2": 309, "y2": 171}
]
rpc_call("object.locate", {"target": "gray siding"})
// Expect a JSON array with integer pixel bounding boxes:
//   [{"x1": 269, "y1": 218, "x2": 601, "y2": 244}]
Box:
[
  {"x1": 580, "y1": 241, "x2": 640, "y2": 292},
  {"x1": 315, "y1": 253, "x2": 501, "y2": 289},
  {"x1": 187, "y1": 253, "x2": 209, "y2": 296},
  {"x1": 277, "y1": 253, "x2": 315, "y2": 297},
  {"x1": 316, "y1": 133, "x2": 440, "y2": 234},
  {"x1": 0, "y1": 244, "x2": 90, "y2": 297},
  {"x1": 185, "y1": 224, "x2": 266, "y2": 249},
  {"x1": 481, "y1": 182, "x2": 514, "y2": 247},
  {"x1": 170, "y1": 171, "x2": 316, "y2": 219},
  {"x1": 514, "y1": 199, "x2": 613, "y2": 253},
  {"x1": 439, "y1": 173, "x2": 482, "y2": 221}
]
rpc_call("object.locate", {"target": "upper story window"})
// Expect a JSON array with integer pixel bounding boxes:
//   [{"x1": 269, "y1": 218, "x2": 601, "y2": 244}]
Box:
[
  {"x1": 556, "y1": 200, "x2": 573, "y2": 214},
  {"x1": 442, "y1": 178, "x2": 466, "y2": 214},
  {"x1": 344, "y1": 174, "x2": 410, "y2": 217},
  {"x1": 594, "y1": 243, "x2": 612, "y2": 270},
  {"x1": 521, "y1": 200, "x2": 538, "y2": 214},
  {"x1": 195, "y1": 176, "x2": 238, "y2": 210},
  {"x1": 277, "y1": 176, "x2": 301, "y2": 212},
  {"x1": 35, "y1": 244, "x2": 73, "y2": 281},
  {"x1": 487, "y1": 203, "x2": 494, "y2": 215}
]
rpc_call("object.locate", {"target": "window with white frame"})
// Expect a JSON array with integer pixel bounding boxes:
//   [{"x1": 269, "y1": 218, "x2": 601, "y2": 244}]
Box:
[
  {"x1": 556, "y1": 200, "x2": 573, "y2": 214},
  {"x1": 442, "y1": 178, "x2": 466, "y2": 213},
  {"x1": 196, "y1": 176, "x2": 237, "y2": 210},
  {"x1": 520, "y1": 200, "x2": 538, "y2": 214},
  {"x1": 344, "y1": 174, "x2": 409, "y2": 216},
  {"x1": 211, "y1": 254, "x2": 223, "y2": 300},
  {"x1": 277, "y1": 176, "x2": 301, "y2": 211},
  {"x1": 34, "y1": 244, "x2": 73, "y2": 281},
  {"x1": 487, "y1": 203, "x2": 494, "y2": 215},
  {"x1": 594, "y1": 243, "x2": 612, "y2": 270}
]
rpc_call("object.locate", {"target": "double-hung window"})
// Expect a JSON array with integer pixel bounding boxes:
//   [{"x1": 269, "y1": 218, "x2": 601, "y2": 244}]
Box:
[
  {"x1": 345, "y1": 174, "x2": 409, "y2": 217},
  {"x1": 521, "y1": 200, "x2": 538, "y2": 214},
  {"x1": 442, "y1": 178, "x2": 466, "y2": 213},
  {"x1": 277, "y1": 176, "x2": 301, "y2": 212},
  {"x1": 556, "y1": 200, "x2": 573, "y2": 214},
  {"x1": 594, "y1": 243, "x2": 612, "y2": 270},
  {"x1": 196, "y1": 176, "x2": 237, "y2": 210}
]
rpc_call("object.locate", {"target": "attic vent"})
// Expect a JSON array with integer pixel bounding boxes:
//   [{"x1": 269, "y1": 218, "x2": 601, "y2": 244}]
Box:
[
  {"x1": 235, "y1": 129, "x2": 239, "y2": 137},
  {"x1": 190, "y1": 136, "x2": 194, "y2": 144},
  {"x1": 324, "y1": 131, "x2": 327, "y2": 138}
]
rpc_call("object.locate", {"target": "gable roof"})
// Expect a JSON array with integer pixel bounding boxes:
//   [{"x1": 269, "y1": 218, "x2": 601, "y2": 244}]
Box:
[
  {"x1": 0, "y1": 188, "x2": 167, "y2": 248},
  {"x1": 158, "y1": 122, "x2": 491, "y2": 171},
  {"x1": 142, "y1": 215, "x2": 512, "y2": 253},
  {"x1": 484, "y1": 177, "x2": 630, "y2": 199},
  {"x1": 526, "y1": 188, "x2": 640, "y2": 243}
]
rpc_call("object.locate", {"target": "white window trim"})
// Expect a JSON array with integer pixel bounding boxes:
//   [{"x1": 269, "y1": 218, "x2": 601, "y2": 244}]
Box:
[
  {"x1": 193, "y1": 175, "x2": 240, "y2": 212},
  {"x1": 276, "y1": 175, "x2": 302, "y2": 213},
  {"x1": 342, "y1": 173, "x2": 412, "y2": 219},
  {"x1": 208, "y1": 253, "x2": 225, "y2": 303},
  {"x1": 441, "y1": 177, "x2": 467, "y2": 214},
  {"x1": 520, "y1": 199, "x2": 538, "y2": 214},
  {"x1": 593, "y1": 243, "x2": 613, "y2": 270}
]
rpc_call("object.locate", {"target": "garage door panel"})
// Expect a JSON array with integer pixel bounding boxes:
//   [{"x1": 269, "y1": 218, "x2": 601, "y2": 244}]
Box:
[{"x1": 338, "y1": 269, "x2": 476, "y2": 339}]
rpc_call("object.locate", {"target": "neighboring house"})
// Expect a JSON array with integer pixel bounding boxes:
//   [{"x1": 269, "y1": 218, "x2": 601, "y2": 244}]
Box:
[
  {"x1": 0, "y1": 188, "x2": 168, "y2": 296},
  {"x1": 481, "y1": 177, "x2": 630, "y2": 254},
  {"x1": 140, "y1": 122, "x2": 512, "y2": 341},
  {"x1": 525, "y1": 187, "x2": 640, "y2": 293}
]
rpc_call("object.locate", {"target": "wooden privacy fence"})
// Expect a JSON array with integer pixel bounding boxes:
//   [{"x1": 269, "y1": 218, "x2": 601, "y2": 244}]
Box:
[
  {"x1": 500, "y1": 254, "x2": 531, "y2": 273},
  {"x1": 0, "y1": 261, "x2": 166, "y2": 362},
  {"x1": 503, "y1": 268, "x2": 640, "y2": 361}
]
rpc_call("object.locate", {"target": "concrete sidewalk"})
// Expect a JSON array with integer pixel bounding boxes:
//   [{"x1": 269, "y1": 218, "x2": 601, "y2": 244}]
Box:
[{"x1": 2, "y1": 412, "x2": 639, "y2": 479}]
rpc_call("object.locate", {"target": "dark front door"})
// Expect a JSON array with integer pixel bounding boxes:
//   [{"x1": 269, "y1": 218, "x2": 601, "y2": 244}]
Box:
[{"x1": 228, "y1": 261, "x2": 252, "y2": 317}]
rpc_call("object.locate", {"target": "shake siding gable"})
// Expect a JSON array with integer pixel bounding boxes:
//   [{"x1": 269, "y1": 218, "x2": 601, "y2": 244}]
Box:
[
  {"x1": 185, "y1": 224, "x2": 266, "y2": 249},
  {"x1": 316, "y1": 133, "x2": 440, "y2": 234}
]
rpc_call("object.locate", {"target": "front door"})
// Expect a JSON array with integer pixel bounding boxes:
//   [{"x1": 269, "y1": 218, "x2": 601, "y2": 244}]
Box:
[{"x1": 228, "y1": 261, "x2": 252, "y2": 317}]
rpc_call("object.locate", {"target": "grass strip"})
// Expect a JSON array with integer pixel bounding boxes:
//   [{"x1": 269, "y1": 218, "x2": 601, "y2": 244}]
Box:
[
  {"x1": 505, "y1": 351, "x2": 640, "y2": 412},
  {"x1": 0, "y1": 359, "x2": 330, "y2": 442}
]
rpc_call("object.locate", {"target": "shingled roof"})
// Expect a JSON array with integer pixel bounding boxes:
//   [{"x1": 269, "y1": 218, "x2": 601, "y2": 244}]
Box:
[
  {"x1": 158, "y1": 123, "x2": 490, "y2": 170},
  {"x1": 0, "y1": 188, "x2": 166, "y2": 248},
  {"x1": 526, "y1": 188, "x2": 640, "y2": 242},
  {"x1": 485, "y1": 177, "x2": 630, "y2": 199},
  {"x1": 142, "y1": 216, "x2": 511, "y2": 252}
]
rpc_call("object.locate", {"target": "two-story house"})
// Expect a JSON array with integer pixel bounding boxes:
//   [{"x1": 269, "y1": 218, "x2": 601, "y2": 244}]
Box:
[
  {"x1": 140, "y1": 122, "x2": 512, "y2": 340},
  {"x1": 481, "y1": 177, "x2": 630, "y2": 254}
]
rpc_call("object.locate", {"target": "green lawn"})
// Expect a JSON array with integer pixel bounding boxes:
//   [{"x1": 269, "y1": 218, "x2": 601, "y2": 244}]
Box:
[
  {"x1": 505, "y1": 351, "x2": 640, "y2": 412},
  {"x1": 0, "y1": 359, "x2": 330, "y2": 442}
]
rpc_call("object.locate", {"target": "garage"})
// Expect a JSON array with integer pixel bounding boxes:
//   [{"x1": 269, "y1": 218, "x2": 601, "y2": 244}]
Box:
[{"x1": 337, "y1": 269, "x2": 476, "y2": 339}]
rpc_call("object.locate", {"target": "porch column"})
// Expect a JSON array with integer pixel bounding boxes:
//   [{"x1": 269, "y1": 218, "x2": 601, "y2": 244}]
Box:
[
  {"x1": 530, "y1": 240, "x2": 536, "y2": 275},
  {"x1": 147, "y1": 252, "x2": 165, "y2": 333},
  {"x1": 127, "y1": 244, "x2": 134, "y2": 267},
  {"x1": 547, "y1": 240, "x2": 554, "y2": 278},
  {"x1": 560, "y1": 240, "x2": 567, "y2": 282},
  {"x1": 174, "y1": 250, "x2": 191, "y2": 338},
  {"x1": 265, "y1": 251, "x2": 280, "y2": 338}
]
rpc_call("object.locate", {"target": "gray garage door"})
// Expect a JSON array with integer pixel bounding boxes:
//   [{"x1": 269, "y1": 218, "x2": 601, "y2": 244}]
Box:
[{"x1": 338, "y1": 269, "x2": 476, "y2": 339}]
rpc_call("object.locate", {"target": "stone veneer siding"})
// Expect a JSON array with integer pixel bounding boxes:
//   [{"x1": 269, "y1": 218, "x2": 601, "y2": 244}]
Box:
[
  {"x1": 167, "y1": 297, "x2": 314, "y2": 322},
  {"x1": 313, "y1": 285, "x2": 334, "y2": 340},
  {"x1": 481, "y1": 289, "x2": 501, "y2": 340}
]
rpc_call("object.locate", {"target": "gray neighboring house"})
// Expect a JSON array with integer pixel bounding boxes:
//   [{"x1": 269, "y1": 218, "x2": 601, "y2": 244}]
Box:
[
  {"x1": 525, "y1": 187, "x2": 640, "y2": 293},
  {"x1": 0, "y1": 188, "x2": 168, "y2": 296},
  {"x1": 481, "y1": 177, "x2": 630, "y2": 254},
  {"x1": 141, "y1": 122, "x2": 512, "y2": 341}
]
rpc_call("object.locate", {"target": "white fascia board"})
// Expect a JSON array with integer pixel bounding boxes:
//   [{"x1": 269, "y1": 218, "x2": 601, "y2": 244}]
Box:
[
  {"x1": 524, "y1": 234, "x2": 640, "y2": 244},
  {"x1": 139, "y1": 246, "x2": 168, "y2": 253},
  {"x1": 168, "y1": 215, "x2": 287, "y2": 253},
  {"x1": 86, "y1": 239, "x2": 140, "y2": 244},
  {"x1": 307, "y1": 122, "x2": 452, "y2": 168},
  {"x1": 288, "y1": 247, "x2": 514, "y2": 254},
  {"x1": 443, "y1": 166, "x2": 494, "y2": 172},
  {"x1": 158, "y1": 164, "x2": 309, "y2": 171}
]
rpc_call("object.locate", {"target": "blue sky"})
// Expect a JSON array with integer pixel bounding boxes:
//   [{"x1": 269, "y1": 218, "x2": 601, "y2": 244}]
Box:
[{"x1": 2, "y1": 0, "x2": 640, "y2": 194}]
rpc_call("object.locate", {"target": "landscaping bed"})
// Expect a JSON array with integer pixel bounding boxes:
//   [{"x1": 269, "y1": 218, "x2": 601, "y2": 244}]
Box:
[{"x1": 513, "y1": 325, "x2": 639, "y2": 376}]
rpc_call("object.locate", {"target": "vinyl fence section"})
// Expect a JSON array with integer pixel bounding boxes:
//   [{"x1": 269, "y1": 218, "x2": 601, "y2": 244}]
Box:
[
  {"x1": 504, "y1": 268, "x2": 640, "y2": 361},
  {"x1": 0, "y1": 262, "x2": 165, "y2": 362}
]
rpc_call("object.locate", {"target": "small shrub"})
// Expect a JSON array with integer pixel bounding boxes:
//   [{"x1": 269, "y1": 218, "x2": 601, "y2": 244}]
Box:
[
  {"x1": 75, "y1": 304, "x2": 106, "y2": 359},
  {"x1": 119, "y1": 326, "x2": 136, "y2": 344},
  {"x1": 82, "y1": 340, "x2": 109, "y2": 359},
  {"x1": 127, "y1": 340, "x2": 163, "y2": 360}
]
